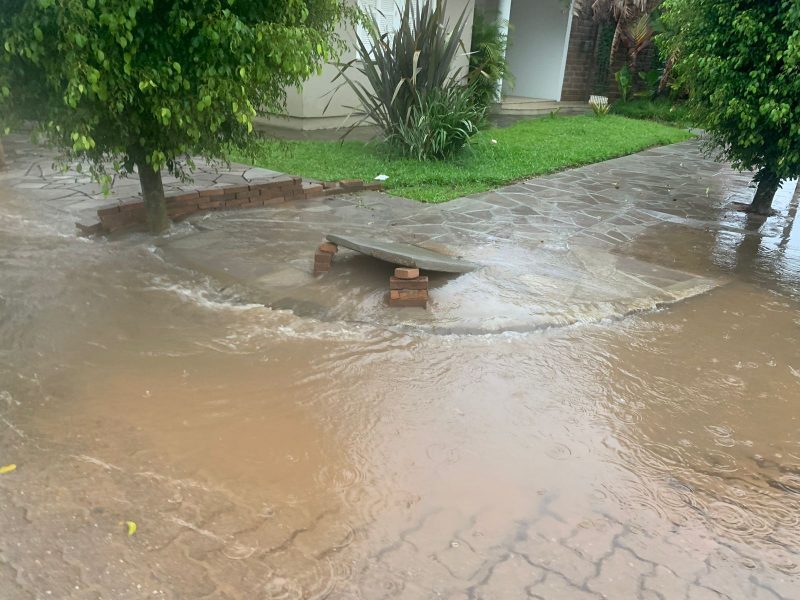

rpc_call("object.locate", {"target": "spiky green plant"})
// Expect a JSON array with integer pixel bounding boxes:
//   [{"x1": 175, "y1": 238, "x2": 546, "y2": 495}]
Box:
[
  {"x1": 333, "y1": 0, "x2": 471, "y2": 152},
  {"x1": 389, "y1": 85, "x2": 485, "y2": 160}
]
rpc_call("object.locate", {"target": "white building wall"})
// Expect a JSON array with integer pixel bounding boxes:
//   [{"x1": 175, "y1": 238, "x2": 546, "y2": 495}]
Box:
[{"x1": 504, "y1": 0, "x2": 572, "y2": 101}]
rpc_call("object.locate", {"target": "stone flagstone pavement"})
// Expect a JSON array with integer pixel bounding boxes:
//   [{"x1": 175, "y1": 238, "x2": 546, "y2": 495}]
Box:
[{"x1": 2, "y1": 134, "x2": 798, "y2": 334}]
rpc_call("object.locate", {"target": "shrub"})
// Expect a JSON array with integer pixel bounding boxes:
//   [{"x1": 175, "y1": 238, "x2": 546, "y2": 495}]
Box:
[
  {"x1": 660, "y1": 0, "x2": 800, "y2": 213},
  {"x1": 612, "y1": 97, "x2": 690, "y2": 125},
  {"x1": 467, "y1": 13, "x2": 513, "y2": 112},
  {"x1": 615, "y1": 65, "x2": 633, "y2": 102},
  {"x1": 389, "y1": 85, "x2": 485, "y2": 160},
  {"x1": 335, "y1": 0, "x2": 476, "y2": 160},
  {"x1": 636, "y1": 69, "x2": 663, "y2": 99}
]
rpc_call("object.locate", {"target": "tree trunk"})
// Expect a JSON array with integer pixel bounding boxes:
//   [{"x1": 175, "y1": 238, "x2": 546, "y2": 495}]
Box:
[
  {"x1": 137, "y1": 159, "x2": 170, "y2": 234},
  {"x1": 748, "y1": 171, "x2": 780, "y2": 216}
]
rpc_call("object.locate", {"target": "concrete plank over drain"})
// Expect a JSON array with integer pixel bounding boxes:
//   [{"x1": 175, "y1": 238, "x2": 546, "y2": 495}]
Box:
[{"x1": 326, "y1": 233, "x2": 479, "y2": 274}]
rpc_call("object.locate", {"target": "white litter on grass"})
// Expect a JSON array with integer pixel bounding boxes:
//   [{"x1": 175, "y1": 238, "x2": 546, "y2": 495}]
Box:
[
  {"x1": 490, "y1": 139, "x2": 498, "y2": 145},
  {"x1": 374, "y1": 174, "x2": 389, "y2": 181}
]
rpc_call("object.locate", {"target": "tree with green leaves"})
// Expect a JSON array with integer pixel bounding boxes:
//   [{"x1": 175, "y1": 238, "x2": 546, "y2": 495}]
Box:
[
  {"x1": 660, "y1": 0, "x2": 800, "y2": 214},
  {"x1": 0, "y1": 0, "x2": 349, "y2": 232}
]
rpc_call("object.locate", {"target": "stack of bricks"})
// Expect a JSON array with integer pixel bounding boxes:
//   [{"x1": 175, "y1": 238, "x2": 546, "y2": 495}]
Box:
[
  {"x1": 93, "y1": 177, "x2": 383, "y2": 233},
  {"x1": 389, "y1": 267, "x2": 428, "y2": 308},
  {"x1": 314, "y1": 242, "x2": 338, "y2": 276}
]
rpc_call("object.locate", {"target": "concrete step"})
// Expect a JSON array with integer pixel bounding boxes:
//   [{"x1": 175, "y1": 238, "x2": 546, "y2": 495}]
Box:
[{"x1": 491, "y1": 100, "x2": 590, "y2": 117}]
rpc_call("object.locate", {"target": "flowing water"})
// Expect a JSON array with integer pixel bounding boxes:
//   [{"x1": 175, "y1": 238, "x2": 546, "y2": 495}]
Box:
[{"x1": 1, "y1": 149, "x2": 799, "y2": 599}]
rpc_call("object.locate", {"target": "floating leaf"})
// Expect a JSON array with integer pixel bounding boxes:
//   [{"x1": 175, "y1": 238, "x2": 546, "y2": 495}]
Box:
[
  {"x1": 0, "y1": 464, "x2": 17, "y2": 474},
  {"x1": 125, "y1": 520, "x2": 137, "y2": 536}
]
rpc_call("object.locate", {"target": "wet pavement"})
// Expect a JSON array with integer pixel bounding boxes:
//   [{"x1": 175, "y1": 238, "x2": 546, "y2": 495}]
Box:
[{"x1": 1, "y1": 134, "x2": 799, "y2": 599}]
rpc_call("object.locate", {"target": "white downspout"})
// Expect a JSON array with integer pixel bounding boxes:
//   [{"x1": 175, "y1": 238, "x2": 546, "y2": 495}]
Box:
[{"x1": 496, "y1": 0, "x2": 512, "y2": 101}]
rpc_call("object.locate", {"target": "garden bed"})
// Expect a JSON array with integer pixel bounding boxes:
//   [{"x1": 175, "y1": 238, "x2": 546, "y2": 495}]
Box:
[
  {"x1": 233, "y1": 115, "x2": 692, "y2": 203},
  {"x1": 611, "y1": 98, "x2": 692, "y2": 127}
]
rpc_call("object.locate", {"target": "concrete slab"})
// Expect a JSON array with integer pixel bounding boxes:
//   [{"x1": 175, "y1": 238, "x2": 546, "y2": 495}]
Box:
[{"x1": 325, "y1": 233, "x2": 479, "y2": 274}]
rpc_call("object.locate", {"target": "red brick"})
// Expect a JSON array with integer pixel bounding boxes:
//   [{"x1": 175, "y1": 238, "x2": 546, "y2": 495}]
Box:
[
  {"x1": 390, "y1": 276, "x2": 428, "y2": 290},
  {"x1": 99, "y1": 211, "x2": 144, "y2": 231},
  {"x1": 119, "y1": 200, "x2": 145, "y2": 212},
  {"x1": 394, "y1": 267, "x2": 420, "y2": 280},
  {"x1": 167, "y1": 190, "x2": 199, "y2": 203},
  {"x1": 303, "y1": 183, "x2": 324, "y2": 198},
  {"x1": 117, "y1": 204, "x2": 145, "y2": 217},
  {"x1": 169, "y1": 208, "x2": 197, "y2": 221},
  {"x1": 390, "y1": 289, "x2": 429, "y2": 301},
  {"x1": 388, "y1": 296, "x2": 427, "y2": 308},
  {"x1": 237, "y1": 189, "x2": 259, "y2": 200},
  {"x1": 339, "y1": 178, "x2": 362, "y2": 187},
  {"x1": 97, "y1": 203, "x2": 121, "y2": 217},
  {"x1": 198, "y1": 200, "x2": 223, "y2": 209},
  {"x1": 224, "y1": 184, "x2": 249, "y2": 195},
  {"x1": 75, "y1": 221, "x2": 103, "y2": 236},
  {"x1": 318, "y1": 242, "x2": 338, "y2": 254},
  {"x1": 314, "y1": 251, "x2": 333, "y2": 263},
  {"x1": 260, "y1": 187, "x2": 284, "y2": 199},
  {"x1": 268, "y1": 175, "x2": 296, "y2": 187}
]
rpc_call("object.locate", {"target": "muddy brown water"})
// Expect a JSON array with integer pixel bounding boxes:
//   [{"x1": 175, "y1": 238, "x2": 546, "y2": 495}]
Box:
[{"x1": 1, "y1": 178, "x2": 799, "y2": 599}]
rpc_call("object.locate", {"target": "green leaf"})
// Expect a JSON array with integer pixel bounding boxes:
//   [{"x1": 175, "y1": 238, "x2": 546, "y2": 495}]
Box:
[{"x1": 125, "y1": 520, "x2": 137, "y2": 536}]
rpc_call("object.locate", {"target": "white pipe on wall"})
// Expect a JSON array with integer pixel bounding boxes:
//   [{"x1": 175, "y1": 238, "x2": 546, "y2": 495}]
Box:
[{"x1": 496, "y1": 0, "x2": 512, "y2": 100}]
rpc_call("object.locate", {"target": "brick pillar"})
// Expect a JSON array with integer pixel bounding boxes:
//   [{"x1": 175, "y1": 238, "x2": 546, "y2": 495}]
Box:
[
  {"x1": 388, "y1": 267, "x2": 429, "y2": 308},
  {"x1": 313, "y1": 242, "x2": 338, "y2": 276}
]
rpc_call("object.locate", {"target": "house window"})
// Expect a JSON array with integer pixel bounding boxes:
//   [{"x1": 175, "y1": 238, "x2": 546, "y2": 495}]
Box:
[{"x1": 356, "y1": 0, "x2": 403, "y2": 52}]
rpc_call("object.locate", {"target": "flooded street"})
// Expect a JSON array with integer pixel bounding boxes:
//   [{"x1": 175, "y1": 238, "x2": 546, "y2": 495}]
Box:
[{"x1": 1, "y1": 137, "x2": 799, "y2": 599}]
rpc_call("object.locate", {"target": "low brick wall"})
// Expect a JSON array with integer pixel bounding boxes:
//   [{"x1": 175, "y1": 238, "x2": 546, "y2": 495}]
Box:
[{"x1": 94, "y1": 176, "x2": 382, "y2": 233}]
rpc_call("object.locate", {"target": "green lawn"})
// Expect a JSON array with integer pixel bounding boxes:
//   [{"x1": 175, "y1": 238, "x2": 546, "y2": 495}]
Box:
[{"x1": 233, "y1": 115, "x2": 692, "y2": 202}]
